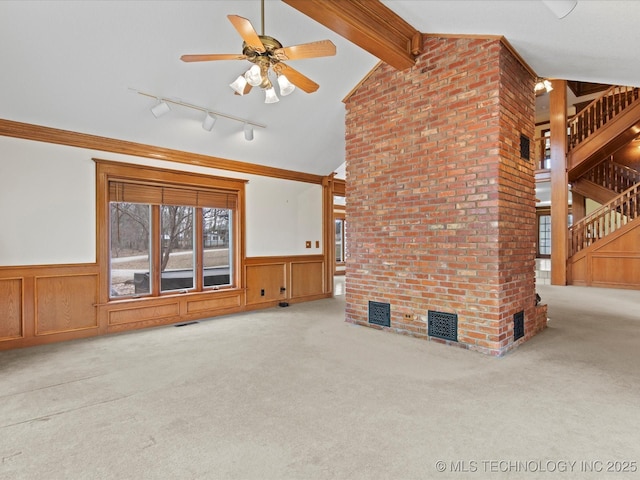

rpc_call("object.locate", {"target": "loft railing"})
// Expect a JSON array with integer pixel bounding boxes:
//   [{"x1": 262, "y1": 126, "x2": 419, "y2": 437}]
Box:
[
  {"x1": 568, "y1": 85, "x2": 640, "y2": 151},
  {"x1": 569, "y1": 182, "x2": 640, "y2": 256},
  {"x1": 584, "y1": 156, "x2": 640, "y2": 194}
]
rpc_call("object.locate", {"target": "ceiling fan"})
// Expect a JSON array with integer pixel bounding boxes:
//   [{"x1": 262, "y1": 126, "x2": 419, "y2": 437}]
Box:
[{"x1": 180, "y1": 0, "x2": 336, "y2": 103}]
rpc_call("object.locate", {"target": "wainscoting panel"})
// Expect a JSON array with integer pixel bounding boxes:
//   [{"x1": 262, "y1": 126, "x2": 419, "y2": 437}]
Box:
[
  {"x1": 186, "y1": 291, "x2": 242, "y2": 314},
  {"x1": 245, "y1": 263, "x2": 286, "y2": 305},
  {"x1": 0, "y1": 255, "x2": 328, "y2": 350},
  {"x1": 290, "y1": 261, "x2": 324, "y2": 298},
  {"x1": 568, "y1": 221, "x2": 640, "y2": 289},
  {"x1": 0, "y1": 278, "x2": 23, "y2": 340},
  {"x1": 107, "y1": 302, "x2": 180, "y2": 326},
  {"x1": 35, "y1": 274, "x2": 98, "y2": 335},
  {"x1": 245, "y1": 255, "x2": 329, "y2": 307}
]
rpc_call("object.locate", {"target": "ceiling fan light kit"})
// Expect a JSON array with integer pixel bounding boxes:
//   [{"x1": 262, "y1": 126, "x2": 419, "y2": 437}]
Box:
[
  {"x1": 245, "y1": 64, "x2": 263, "y2": 87},
  {"x1": 180, "y1": 1, "x2": 336, "y2": 104},
  {"x1": 535, "y1": 78, "x2": 553, "y2": 94}
]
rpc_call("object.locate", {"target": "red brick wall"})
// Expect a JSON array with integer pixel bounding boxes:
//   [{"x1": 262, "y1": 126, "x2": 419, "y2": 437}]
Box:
[{"x1": 344, "y1": 36, "x2": 543, "y2": 355}]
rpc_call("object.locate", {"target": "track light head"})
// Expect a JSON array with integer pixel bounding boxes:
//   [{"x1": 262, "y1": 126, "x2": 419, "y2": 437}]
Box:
[
  {"x1": 202, "y1": 112, "x2": 216, "y2": 131},
  {"x1": 151, "y1": 99, "x2": 170, "y2": 118},
  {"x1": 244, "y1": 123, "x2": 254, "y2": 141}
]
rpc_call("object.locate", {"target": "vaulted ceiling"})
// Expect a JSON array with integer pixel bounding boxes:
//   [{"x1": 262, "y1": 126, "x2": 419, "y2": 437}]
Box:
[{"x1": 1, "y1": 1, "x2": 638, "y2": 176}]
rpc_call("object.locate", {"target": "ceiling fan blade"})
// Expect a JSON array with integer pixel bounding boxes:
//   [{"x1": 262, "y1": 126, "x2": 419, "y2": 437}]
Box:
[
  {"x1": 273, "y1": 40, "x2": 336, "y2": 61},
  {"x1": 273, "y1": 63, "x2": 319, "y2": 93},
  {"x1": 181, "y1": 54, "x2": 247, "y2": 62},
  {"x1": 227, "y1": 15, "x2": 265, "y2": 53}
]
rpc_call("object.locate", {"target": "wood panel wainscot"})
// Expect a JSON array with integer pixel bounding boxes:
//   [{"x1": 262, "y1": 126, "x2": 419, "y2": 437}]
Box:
[
  {"x1": 568, "y1": 221, "x2": 640, "y2": 289},
  {"x1": 101, "y1": 289, "x2": 245, "y2": 334},
  {"x1": 35, "y1": 273, "x2": 98, "y2": 335},
  {"x1": 0, "y1": 264, "x2": 100, "y2": 350},
  {"x1": 0, "y1": 256, "x2": 328, "y2": 350},
  {"x1": 245, "y1": 255, "x2": 329, "y2": 308},
  {"x1": 0, "y1": 277, "x2": 23, "y2": 340}
]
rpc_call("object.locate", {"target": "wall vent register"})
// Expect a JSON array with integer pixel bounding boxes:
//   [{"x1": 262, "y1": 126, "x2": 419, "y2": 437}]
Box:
[
  {"x1": 368, "y1": 301, "x2": 391, "y2": 327},
  {"x1": 428, "y1": 310, "x2": 458, "y2": 341},
  {"x1": 514, "y1": 310, "x2": 525, "y2": 341}
]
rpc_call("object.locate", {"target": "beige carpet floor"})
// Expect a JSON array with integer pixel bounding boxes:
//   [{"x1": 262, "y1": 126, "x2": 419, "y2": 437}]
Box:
[{"x1": 1, "y1": 283, "x2": 639, "y2": 479}]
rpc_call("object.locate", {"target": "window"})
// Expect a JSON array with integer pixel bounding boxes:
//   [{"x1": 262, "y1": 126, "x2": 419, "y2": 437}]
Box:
[
  {"x1": 541, "y1": 130, "x2": 551, "y2": 170},
  {"x1": 99, "y1": 160, "x2": 244, "y2": 300},
  {"x1": 538, "y1": 214, "x2": 551, "y2": 256},
  {"x1": 335, "y1": 218, "x2": 346, "y2": 264}
]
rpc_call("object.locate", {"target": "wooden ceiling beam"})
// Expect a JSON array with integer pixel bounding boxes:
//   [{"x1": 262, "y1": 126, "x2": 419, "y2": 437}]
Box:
[{"x1": 282, "y1": 0, "x2": 421, "y2": 71}]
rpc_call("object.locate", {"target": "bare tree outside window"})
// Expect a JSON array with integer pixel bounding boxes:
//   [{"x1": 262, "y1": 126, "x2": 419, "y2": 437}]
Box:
[{"x1": 109, "y1": 203, "x2": 232, "y2": 297}]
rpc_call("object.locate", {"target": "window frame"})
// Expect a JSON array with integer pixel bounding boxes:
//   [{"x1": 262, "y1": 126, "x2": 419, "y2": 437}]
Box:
[
  {"x1": 335, "y1": 217, "x2": 346, "y2": 265},
  {"x1": 96, "y1": 159, "x2": 246, "y2": 303}
]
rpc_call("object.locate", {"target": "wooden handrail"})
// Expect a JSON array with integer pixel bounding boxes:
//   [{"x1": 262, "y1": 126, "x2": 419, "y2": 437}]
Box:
[
  {"x1": 584, "y1": 157, "x2": 640, "y2": 194},
  {"x1": 568, "y1": 85, "x2": 640, "y2": 151},
  {"x1": 569, "y1": 182, "x2": 640, "y2": 256}
]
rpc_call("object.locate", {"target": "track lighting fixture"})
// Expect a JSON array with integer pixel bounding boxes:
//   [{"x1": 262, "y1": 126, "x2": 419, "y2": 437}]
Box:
[
  {"x1": 131, "y1": 88, "x2": 266, "y2": 138},
  {"x1": 151, "y1": 98, "x2": 171, "y2": 118},
  {"x1": 244, "y1": 123, "x2": 254, "y2": 141},
  {"x1": 202, "y1": 112, "x2": 216, "y2": 131}
]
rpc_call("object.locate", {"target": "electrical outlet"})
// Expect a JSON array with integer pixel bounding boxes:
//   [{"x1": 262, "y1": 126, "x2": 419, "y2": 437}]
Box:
[
  {"x1": 305, "y1": 241, "x2": 311, "y2": 248},
  {"x1": 315, "y1": 240, "x2": 320, "y2": 248},
  {"x1": 260, "y1": 289, "x2": 265, "y2": 296}
]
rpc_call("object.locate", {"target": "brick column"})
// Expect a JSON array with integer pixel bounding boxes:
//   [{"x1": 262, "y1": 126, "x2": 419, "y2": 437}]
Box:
[{"x1": 344, "y1": 36, "x2": 543, "y2": 356}]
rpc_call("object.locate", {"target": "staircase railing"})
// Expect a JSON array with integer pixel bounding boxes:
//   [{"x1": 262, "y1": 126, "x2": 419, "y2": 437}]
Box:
[
  {"x1": 584, "y1": 156, "x2": 640, "y2": 194},
  {"x1": 569, "y1": 183, "x2": 640, "y2": 256},
  {"x1": 568, "y1": 85, "x2": 640, "y2": 151}
]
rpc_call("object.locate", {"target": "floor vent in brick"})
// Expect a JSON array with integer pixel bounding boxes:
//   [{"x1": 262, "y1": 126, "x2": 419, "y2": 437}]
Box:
[
  {"x1": 368, "y1": 301, "x2": 391, "y2": 327},
  {"x1": 514, "y1": 311, "x2": 525, "y2": 341},
  {"x1": 428, "y1": 310, "x2": 457, "y2": 341}
]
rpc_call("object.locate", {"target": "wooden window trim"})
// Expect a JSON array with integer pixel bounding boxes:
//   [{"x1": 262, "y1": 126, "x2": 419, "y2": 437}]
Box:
[{"x1": 95, "y1": 159, "x2": 247, "y2": 305}]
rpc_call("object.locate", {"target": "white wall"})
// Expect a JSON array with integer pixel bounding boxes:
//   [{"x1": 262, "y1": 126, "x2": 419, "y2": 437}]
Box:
[
  {"x1": 0, "y1": 137, "x2": 96, "y2": 265},
  {"x1": 0, "y1": 136, "x2": 323, "y2": 266},
  {"x1": 245, "y1": 176, "x2": 322, "y2": 256}
]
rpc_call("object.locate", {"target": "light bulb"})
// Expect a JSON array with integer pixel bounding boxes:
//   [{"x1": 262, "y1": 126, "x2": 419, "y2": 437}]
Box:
[
  {"x1": 264, "y1": 87, "x2": 279, "y2": 104},
  {"x1": 245, "y1": 65, "x2": 263, "y2": 87},
  {"x1": 277, "y1": 74, "x2": 295, "y2": 96},
  {"x1": 230, "y1": 75, "x2": 248, "y2": 95}
]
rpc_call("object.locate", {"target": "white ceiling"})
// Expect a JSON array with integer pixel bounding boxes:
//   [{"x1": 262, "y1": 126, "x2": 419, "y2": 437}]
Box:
[{"x1": 1, "y1": 1, "x2": 639, "y2": 177}]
